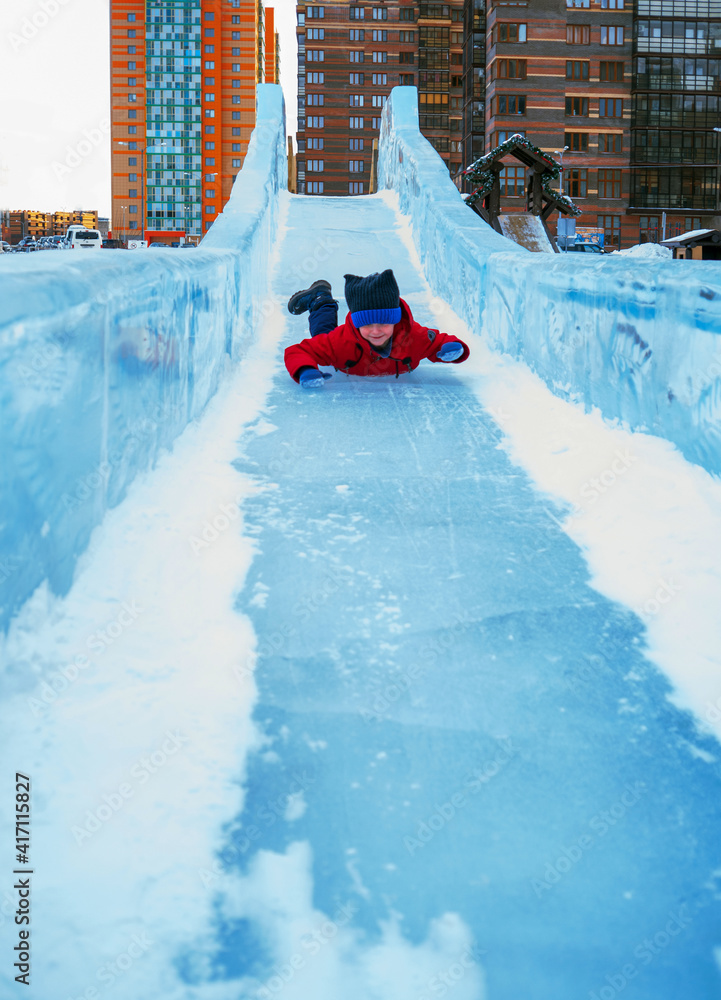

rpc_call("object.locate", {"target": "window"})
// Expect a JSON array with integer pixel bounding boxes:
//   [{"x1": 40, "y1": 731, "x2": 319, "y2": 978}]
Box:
[
  {"x1": 599, "y1": 214, "x2": 621, "y2": 248},
  {"x1": 232, "y1": 96, "x2": 241, "y2": 104},
  {"x1": 400, "y1": 73, "x2": 415, "y2": 85},
  {"x1": 349, "y1": 72, "x2": 364, "y2": 84},
  {"x1": 563, "y1": 168, "x2": 587, "y2": 197},
  {"x1": 349, "y1": 29, "x2": 365, "y2": 40},
  {"x1": 232, "y1": 64, "x2": 241, "y2": 72},
  {"x1": 308, "y1": 137, "x2": 324, "y2": 149},
  {"x1": 372, "y1": 117, "x2": 382, "y2": 128},
  {"x1": 308, "y1": 72, "x2": 325, "y2": 83},
  {"x1": 205, "y1": 61, "x2": 215, "y2": 69},
  {"x1": 128, "y1": 94, "x2": 137, "y2": 102},
  {"x1": 372, "y1": 94, "x2": 387, "y2": 107},
  {"x1": 349, "y1": 116, "x2": 365, "y2": 128},
  {"x1": 566, "y1": 25, "x2": 590, "y2": 44},
  {"x1": 565, "y1": 131, "x2": 588, "y2": 151},
  {"x1": 127, "y1": 29, "x2": 136, "y2": 37},
  {"x1": 495, "y1": 130, "x2": 525, "y2": 144},
  {"x1": 127, "y1": 12, "x2": 135, "y2": 20},
  {"x1": 598, "y1": 98, "x2": 623, "y2": 117},
  {"x1": 204, "y1": 44, "x2": 215, "y2": 53},
  {"x1": 128, "y1": 173, "x2": 137, "y2": 182},
  {"x1": 349, "y1": 138, "x2": 364, "y2": 150},
  {"x1": 308, "y1": 181, "x2": 324, "y2": 193},
  {"x1": 232, "y1": 127, "x2": 241, "y2": 136},
  {"x1": 308, "y1": 116, "x2": 325, "y2": 127},
  {"x1": 349, "y1": 159, "x2": 365, "y2": 171},
  {"x1": 599, "y1": 61, "x2": 623, "y2": 82},
  {"x1": 494, "y1": 58, "x2": 527, "y2": 78},
  {"x1": 600, "y1": 25, "x2": 623, "y2": 45},
  {"x1": 350, "y1": 51, "x2": 365, "y2": 62},
  {"x1": 565, "y1": 97, "x2": 589, "y2": 116},
  {"x1": 128, "y1": 126, "x2": 137, "y2": 134},
  {"x1": 372, "y1": 29, "x2": 387, "y2": 40},
  {"x1": 127, "y1": 46, "x2": 136, "y2": 53},
  {"x1": 307, "y1": 49, "x2": 325, "y2": 61},
  {"x1": 598, "y1": 133, "x2": 622, "y2": 152},
  {"x1": 399, "y1": 31, "x2": 415, "y2": 42},
  {"x1": 205, "y1": 141, "x2": 215, "y2": 150},
  {"x1": 601, "y1": 0, "x2": 624, "y2": 7},
  {"x1": 307, "y1": 27, "x2": 325, "y2": 38},
  {"x1": 128, "y1": 62, "x2": 136, "y2": 71},
  {"x1": 495, "y1": 22, "x2": 527, "y2": 43},
  {"x1": 307, "y1": 159, "x2": 324, "y2": 171},
  {"x1": 206, "y1": 206, "x2": 215, "y2": 215},
  {"x1": 205, "y1": 189, "x2": 215, "y2": 198},
  {"x1": 372, "y1": 51, "x2": 388, "y2": 62},
  {"x1": 494, "y1": 94, "x2": 526, "y2": 115},
  {"x1": 204, "y1": 11, "x2": 214, "y2": 18},
  {"x1": 308, "y1": 93, "x2": 325, "y2": 105},
  {"x1": 451, "y1": 75, "x2": 463, "y2": 87},
  {"x1": 349, "y1": 182, "x2": 364, "y2": 194},
  {"x1": 232, "y1": 143, "x2": 241, "y2": 151},
  {"x1": 206, "y1": 157, "x2": 215, "y2": 165},
  {"x1": 399, "y1": 51, "x2": 415, "y2": 63},
  {"x1": 128, "y1": 110, "x2": 137, "y2": 119},
  {"x1": 205, "y1": 173, "x2": 215, "y2": 181},
  {"x1": 307, "y1": 5, "x2": 325, "y2": 15},
  {"x1": 205, "y1": 92, "x2": 215, "y2": 101},
  {"x1": 205, "y1": 28, "x2": 215, "y2": 36},
  {"x1": 500, "y1": 165, "x2": 525, "y2": 196},
  {"x1": 350, "y1": 94, "x2": 364, "y2": 106},
  {"x1": 598, "y1": 168, "x2": 622, "y2": 198},
  {"x1": 232, "y1": 14, "x2": 241, "y2": 21},
  {"x1": 232, "y1": 112, "x2": 240, "y2": 120},
  {"x1": 349, "y1": 6, "x2": 365, "y2": 18},
  {"x1": 128, "y1": 205, "x2": 137, "y2": 214},
  {"x1": 127, "y1": 141, "x2": 137, "y2": 149},
  {"x1": 232, "y1": 80, "x2": 241, "y2": 88},
  {"x1": 372, "y1": 6, "x2": 388, "y2": 17},
  {"x1": 232, "y1": 47, "x2": 240, "y2": 54},
  {"x1": 450, "y1": 140, "x2": 462, "y2": 153},
  {"x1": 566, "y1": 60, "x2": 589, "y2": 80},
  {"x1": 128, "y1": 188, "x2": 137, "y2": 198},
  {"x1": 205, "y1": 109, "x2": 215, "y2": 118},
  {"x1": 232, "y1": 158, "x2": 242, "y2": 167},
  {"x1": 399, "y1": 7, "x2": 416, "y2": 19},
  {"x1": 128, "y1": 158, "x2": 137, "y2": 166},
  {"x1": 372, "y1": 73, "x2": 387, "y2": 84}
]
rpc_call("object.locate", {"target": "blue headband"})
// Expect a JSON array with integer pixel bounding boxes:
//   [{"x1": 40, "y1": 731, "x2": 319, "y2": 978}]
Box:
[{"x1": 351, "y1": 307, "x2": 402, "y2": 328}]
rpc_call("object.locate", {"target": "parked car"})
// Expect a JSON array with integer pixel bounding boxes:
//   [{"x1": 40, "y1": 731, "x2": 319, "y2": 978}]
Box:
[
  {"x1": 14, "y1": 237, "x2": 37, "y2": 252},
  {"x1": 148, "y1": 241, "x2": 172, "y2": 248},
  {"x1": 0, "y1": 240, "x2": 11, "y2": 253},
  {"x1": 102, "y1": 238, "x2": 124, "y2": 249},
  {"x1": 64, "y1": 228, "x2": 102, "y2": 250}
]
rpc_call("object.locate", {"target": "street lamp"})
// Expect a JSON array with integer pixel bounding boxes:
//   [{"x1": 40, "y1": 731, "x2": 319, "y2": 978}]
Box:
[
  {"x1": 116, "y1": 140, "x2": 166, "y2": 244},
  {"x1": 121, "y1": 205, "x2": 126, "y2": 246},
  {"x1": 554, "y1": 145, "x2": 570, "y2": 193}
]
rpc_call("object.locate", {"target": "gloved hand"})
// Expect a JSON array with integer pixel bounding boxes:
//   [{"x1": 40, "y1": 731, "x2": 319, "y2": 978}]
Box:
[
  {"x1": 299, "y1": 367, "x2": 333, "y2": 388},
  {"x1": 436, "y1": 341, "x2": 464, "y2": 363}
]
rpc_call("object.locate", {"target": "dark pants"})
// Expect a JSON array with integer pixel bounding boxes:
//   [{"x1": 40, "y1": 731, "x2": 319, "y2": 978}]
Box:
[{"x1": 308, "y1": 302, "x2": 338, "y2": 338}]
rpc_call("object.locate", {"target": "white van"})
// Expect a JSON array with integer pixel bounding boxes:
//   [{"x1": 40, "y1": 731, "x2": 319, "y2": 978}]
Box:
[{"x1": 64, "y1": 226, "x2": 102, "y2": 250}]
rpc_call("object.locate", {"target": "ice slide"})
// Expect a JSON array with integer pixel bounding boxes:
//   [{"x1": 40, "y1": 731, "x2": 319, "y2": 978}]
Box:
[{"x1": 2, "y1": 87, "x2": 721, "y2": 1000}]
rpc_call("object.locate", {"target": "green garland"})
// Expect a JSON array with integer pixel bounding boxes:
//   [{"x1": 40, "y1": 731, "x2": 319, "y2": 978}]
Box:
[{"x1": 464, "y1": 133, "x2": 581, "y2": 217}]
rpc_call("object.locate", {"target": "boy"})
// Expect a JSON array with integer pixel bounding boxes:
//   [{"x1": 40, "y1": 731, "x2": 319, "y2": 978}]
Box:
[{"x1": 284, "y1": 269, "x2": 469, "y2": 388}]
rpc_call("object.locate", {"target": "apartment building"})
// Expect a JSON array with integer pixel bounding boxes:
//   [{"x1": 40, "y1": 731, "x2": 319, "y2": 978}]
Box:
[
  {"x1": 1, "y1": 210, "x2": 99, "y2": 244},
  {"x1": 485, "y1": 0, "x2": 633, "y2": 249},
  {"x1": 110, "y1": 0, "x2": 274, "y2": 244},
  {"x1": 295, "y1": 0, "x2": 463, "y2": 196},
  {"x1": 461, "y1": 0, "x2": 486, "y2": 177},
  {"x1": 629, "y1": 0, "x2": 721, "y2": 242}
]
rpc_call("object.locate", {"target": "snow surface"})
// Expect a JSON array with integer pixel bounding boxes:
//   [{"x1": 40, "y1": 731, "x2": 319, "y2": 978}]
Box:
[
  {"x1": 609, "y1": 242, "x2": 673, "y2": 259},
  {"x1": 1, "y1": 85, "x2": 721, "y2": 1000}
]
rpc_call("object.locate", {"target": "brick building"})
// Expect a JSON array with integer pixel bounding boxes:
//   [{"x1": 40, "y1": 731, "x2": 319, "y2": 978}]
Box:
[
  {"x1": 295, "y1": 0, "x2": 464, "y2": 196},
  {"x1": 110, "y1": 0, "x2": 276, "y2": 244},
  {"x1": 1, "y1": 210, "x2": 99, "y2": 244}
]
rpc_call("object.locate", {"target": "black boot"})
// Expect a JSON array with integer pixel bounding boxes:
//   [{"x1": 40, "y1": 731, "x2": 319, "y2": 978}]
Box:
[{"x1": 287, "y1": 279, "x2": 334, "y2": 315}]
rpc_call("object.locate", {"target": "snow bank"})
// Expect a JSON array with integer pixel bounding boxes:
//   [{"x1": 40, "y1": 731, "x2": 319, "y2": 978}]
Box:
[
  {"x1": 610, "y1": 242, "x2": 672, "y2": 259},
  {"x1": 0, "y1": 85, "x2": 287, "y2": 632},
  {"x1": 378, "y1": 87, "x2": 721, "y2": 478}
]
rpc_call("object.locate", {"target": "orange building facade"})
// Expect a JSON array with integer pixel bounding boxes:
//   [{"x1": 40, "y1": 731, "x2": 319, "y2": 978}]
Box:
[{"x1": 110, "y1": 0, "x2": 276, "y2": 244}]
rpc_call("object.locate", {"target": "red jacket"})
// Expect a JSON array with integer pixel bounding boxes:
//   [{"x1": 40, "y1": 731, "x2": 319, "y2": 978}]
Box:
[{"x1": 284, "y1": 299, "x2": 470, "y2": 381}]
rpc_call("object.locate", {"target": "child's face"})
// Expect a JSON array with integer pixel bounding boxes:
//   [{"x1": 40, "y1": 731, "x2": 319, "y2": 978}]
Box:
[{"x1": 358, "y1": 323, "x2": 394, "y2": 349}]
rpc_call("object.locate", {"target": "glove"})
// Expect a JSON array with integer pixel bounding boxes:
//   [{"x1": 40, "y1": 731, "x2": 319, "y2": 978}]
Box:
[
  {"x1": 298, "y1": 367, "x2": 333, "y2": 388},
  {"x1": 436, "y1": 341, "x2": 464, "y2": 363}
]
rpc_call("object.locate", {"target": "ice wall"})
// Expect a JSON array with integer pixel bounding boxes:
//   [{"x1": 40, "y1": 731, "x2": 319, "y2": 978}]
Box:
[
  {"x1": 378, "y1": 87, "x2": 721, "y2": 477},
  {"x1": 0, "y1": 85, "x2": 287, "y2": 632}
]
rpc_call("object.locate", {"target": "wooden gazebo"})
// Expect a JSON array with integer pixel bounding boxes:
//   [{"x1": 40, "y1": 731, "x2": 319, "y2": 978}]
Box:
[{"x1": 464, "y1": 134, "x2": 581, "y2": 249}]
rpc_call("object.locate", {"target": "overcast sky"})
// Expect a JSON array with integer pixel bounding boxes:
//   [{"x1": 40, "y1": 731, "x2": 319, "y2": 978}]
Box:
[{"x1": 0, "y1": 0, "x2": 298, "y2": 217}]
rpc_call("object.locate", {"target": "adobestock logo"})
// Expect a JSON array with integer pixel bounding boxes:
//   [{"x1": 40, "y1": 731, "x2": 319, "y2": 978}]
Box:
[
  {"x1": 52, "y1": 119, "x2": 111, "y2": 180},
  {"x1": 9, "y1": 0, "x2": 77, "y2": 51}
]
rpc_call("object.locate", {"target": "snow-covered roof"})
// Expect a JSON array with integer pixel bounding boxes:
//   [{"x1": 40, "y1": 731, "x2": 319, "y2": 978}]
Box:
[{"x1": 661, "y1": 228, "x2": 717, "y2": 245}]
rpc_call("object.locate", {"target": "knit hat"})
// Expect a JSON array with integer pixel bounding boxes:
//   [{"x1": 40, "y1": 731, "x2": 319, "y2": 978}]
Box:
[{"x1": 344, "y1": 270, "x2": 401, "y2": 328}]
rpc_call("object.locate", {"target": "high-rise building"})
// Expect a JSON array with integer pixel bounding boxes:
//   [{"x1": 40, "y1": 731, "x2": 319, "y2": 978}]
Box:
[
  {"x1": 294, "y1": 0, "x2": 464, "y2": 196},
  {"x1": 629, "y1": 0, "x2": 721, "y2": 242},
  {"x1": 110, "y1": 0, "x2": 274, "y2": 244},
  {"x1": 460, "y1": 0, "x2": 485, "y2": 181}
]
